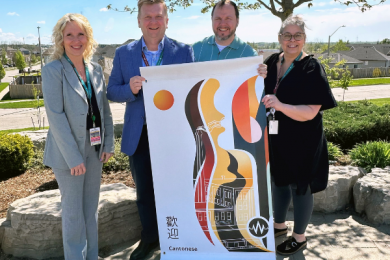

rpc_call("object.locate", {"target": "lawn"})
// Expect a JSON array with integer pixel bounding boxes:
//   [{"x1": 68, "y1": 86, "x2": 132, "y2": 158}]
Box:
[
  {"x1": 0, "y1": 100, "x2": 44, "y2": 108},
  {"x1": 347, "y1": 98, "x2": 390, "y2": 106},
  {"x1": 0, "y1": 127, "x2": 49, "y2": 135},
  {"x1": 331, "y1": 77, "x2": 390, "y2": 87},
  {"x1": 0, "y1": 82, "x2": 9, "y2": 93}
]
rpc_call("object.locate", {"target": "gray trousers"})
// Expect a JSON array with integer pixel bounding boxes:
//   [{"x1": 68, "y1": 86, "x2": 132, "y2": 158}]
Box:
[{"x1": 53, "y1": 134, "x2": 103, "y2": 260}]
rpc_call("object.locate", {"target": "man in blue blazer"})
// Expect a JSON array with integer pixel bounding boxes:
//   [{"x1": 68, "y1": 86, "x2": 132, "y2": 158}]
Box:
[{"x1": 107, "y1": 0, "x2": 194, "y2": 259}]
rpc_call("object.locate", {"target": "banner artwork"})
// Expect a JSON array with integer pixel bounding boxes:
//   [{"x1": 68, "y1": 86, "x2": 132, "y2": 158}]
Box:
[{"x1": 141, "y1": 56, "x2": 276, "y2": 260}]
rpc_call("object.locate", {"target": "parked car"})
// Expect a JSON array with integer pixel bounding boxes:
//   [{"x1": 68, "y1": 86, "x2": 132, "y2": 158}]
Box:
[{"x1": 3, "y1": 65, "x2": 8, "y2": 68}]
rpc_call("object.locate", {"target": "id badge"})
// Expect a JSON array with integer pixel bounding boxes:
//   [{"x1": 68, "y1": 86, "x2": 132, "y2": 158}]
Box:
[
  {"x1": 89, "y1": 127, "x2": 102, "y2": 146},
  {"x1": 269, "y1": 120, "x2": 279, "y2": 135}
]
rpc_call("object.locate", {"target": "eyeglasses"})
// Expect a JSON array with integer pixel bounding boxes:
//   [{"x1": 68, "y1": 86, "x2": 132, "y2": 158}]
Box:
[{"x1": 279, "y1": 33, "x2": 305, "y2": 41}]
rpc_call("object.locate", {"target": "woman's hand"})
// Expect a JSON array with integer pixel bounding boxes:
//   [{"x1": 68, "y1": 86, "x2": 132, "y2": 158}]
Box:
[
  {"x1": 71, "y1": 163, "x2": 86, "y2": 176},
  {"x1": 100, "y1": 152, "x2": 114, "y2": 163},
  {"x1": 257, "y1": 64, "x2": 268, "y2": 79},
  {"x1": 262, "y1": 94, "x2": 283, "y2": 111}
]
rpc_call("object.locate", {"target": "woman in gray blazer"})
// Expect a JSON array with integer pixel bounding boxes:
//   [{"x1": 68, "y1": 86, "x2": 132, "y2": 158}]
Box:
[{"x1": 42, "y1": 13, "x2": 114, "y2": 260}]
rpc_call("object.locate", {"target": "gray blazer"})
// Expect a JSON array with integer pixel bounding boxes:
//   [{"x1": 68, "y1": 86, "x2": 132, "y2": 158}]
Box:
[{"x1": 42, "y1": 56, "x2": 115, "y2": 170}]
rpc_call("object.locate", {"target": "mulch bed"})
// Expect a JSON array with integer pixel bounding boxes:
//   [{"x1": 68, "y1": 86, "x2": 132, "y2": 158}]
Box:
[{"x1": 0, "y1": 168, "x2": 134, "y2": 219}]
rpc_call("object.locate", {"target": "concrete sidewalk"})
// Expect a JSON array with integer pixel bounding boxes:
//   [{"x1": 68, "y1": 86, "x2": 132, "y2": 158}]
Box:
[
  {"x1": 101, "y1": 210, "x2": 390, "y2": 260},
  {"x1": 1, "y1": 85, "x2": 390, "y2": 131}
]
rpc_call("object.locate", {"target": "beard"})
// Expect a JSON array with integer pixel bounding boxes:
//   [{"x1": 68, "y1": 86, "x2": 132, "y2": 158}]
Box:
[{"x1": 214, "y1": 26, "x2": 237, "y2": 42}]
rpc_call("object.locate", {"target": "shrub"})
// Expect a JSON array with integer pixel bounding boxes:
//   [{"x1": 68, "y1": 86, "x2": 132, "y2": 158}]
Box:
[
  {"x1": 103, "y1": 138, "x2": 129, "y2": 172},
  {"x1": 28, "y1": 147, "x2": 46, "y2": 169},
  {"x1": 0, "y1": 134, "x2": 34, "y2": 180},
  {"x1": 323, "y1": 101, "x2": 390, "y2": 150},
  {"x1": 372, "y1": 68, "x2": 381, "y2": 77},
  {"x1": 327, "y1": 142, "x2": 343, "y2": 160},
  {"x1": 349, "y1": 141, "x2": 390, "y2": 172}
]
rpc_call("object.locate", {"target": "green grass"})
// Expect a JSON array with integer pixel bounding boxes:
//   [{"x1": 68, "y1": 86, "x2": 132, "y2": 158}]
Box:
[
  {"x1": 0, "y1": 126, "x2": 49, "y2": 135},
  {"x1": 0, "y1": 83, "x2": 9, "y2": 93},
  {"x1": 347, "y1": 98, "x2": 390, "y2": 106},
  {"x1": 331, "y1": 78, "x2": 390, "y2": 87},
  {"x1": 0, "y1": 100, "x2": 44, "y2": 109}
]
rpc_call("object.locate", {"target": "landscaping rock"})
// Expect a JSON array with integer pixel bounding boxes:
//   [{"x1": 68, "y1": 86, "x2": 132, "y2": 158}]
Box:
[
  {"x1": 16, "y1": 129, "x2": 47, "y2": 150},
  {"x1": 1, "y1": 183, "x2": 141, "y2": 259},
  {"x1": 313, "y1": 166, "x2": 366, "y2": 213},
  {"x1": 353, "y1": 166, "x2": 390, "y2": 225}
]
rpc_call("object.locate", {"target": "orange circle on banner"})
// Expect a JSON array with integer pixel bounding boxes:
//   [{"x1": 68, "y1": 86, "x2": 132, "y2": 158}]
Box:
[{"x1": 153, "y1": 90, "x2": 174, "y2": 111}]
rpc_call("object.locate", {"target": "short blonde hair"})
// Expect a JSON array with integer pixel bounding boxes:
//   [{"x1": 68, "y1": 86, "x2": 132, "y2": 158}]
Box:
[
  {"x1": 137, "y1": 0, "x2": 168, "y2": 18},
  {"x1": 51, "y1": 13, "x2": 98, "y2": 63}
]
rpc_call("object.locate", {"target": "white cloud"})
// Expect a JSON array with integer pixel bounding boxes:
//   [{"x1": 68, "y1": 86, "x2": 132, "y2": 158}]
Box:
[
  {"x1": 318, "y1": 2, "x2": 327, "y2": 6},
  {"x1": 0, "y1": 28, "x2": 2, "y2": 33},
  {"x1": 7, "y1": 12, "x2": 19, "y2": 16},
  {"x1": 0, "y1": 30, "x2": 23, "y2": 42},
  {"x1": 100, "y1": 7, "x2": 108, "y2": 12},
  {"x1": 37, "y1": 21, "x2": 45, "y2": 24},
  {"x1": 186, "y1": 15, "x2": 200, "y2": 19},
  {"x1": 105, "y1": 18, "x2": 115, "y2": 32}
]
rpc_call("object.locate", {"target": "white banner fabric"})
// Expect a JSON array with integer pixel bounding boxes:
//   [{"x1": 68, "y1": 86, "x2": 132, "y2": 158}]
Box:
[{"x1": 141, "y1": 56, "x2": 275, "y2": 260}]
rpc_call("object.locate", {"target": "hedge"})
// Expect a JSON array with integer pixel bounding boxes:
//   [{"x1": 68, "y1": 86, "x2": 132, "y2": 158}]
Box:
[{"x1": 323, "y1": 101, "x2": 390, "y2": 151}]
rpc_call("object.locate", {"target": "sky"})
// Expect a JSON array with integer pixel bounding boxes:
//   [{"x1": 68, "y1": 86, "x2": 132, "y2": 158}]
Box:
[{"x1": 0, "y1": 0, "x2": 389, "y2": 46}]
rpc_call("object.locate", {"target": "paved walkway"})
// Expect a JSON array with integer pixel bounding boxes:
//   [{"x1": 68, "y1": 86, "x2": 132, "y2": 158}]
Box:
[
  {"x1": 1, "y1": 85, "x2": 390, "y2": 131},
  {"x1": 100, "y1": 210, "x2": 390, "y2": 260}
]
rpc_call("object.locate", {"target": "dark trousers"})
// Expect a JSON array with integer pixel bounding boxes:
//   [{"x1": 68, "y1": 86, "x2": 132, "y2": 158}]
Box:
[
  {"x1": 129, "y1": 126, "x2": 159, "y2": 243},
  {"x1": 272, "y1": 181, "x2": 313, "y2": 235}
]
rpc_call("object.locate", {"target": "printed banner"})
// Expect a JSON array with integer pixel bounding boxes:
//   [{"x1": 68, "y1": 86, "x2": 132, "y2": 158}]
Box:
[{"x1": 141, "y1": 56, "x2": 275, "y2": 260}]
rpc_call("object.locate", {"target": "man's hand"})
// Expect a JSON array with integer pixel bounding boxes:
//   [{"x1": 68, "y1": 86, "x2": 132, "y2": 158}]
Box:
[
  {"x1": 71, "y1": 163, "x2": 86, "y2": 176},
  {"x1": 100, "y1": 152, "x2": 114, "y2": 163},
  {"x1": 257, "y1": 64, "x2": 267, "y2": 79},
  {"x1": 130, "y1": 76, "x2": 146, "y2": 95}
]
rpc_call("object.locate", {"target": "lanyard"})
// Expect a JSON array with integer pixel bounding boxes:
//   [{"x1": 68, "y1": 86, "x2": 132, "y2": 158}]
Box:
[
  {"x1": 63, "y1": 53, "x2": 96, "y2": 126},
  {"x1": 142, "y1": 50, "x2": 164, "y2": 67},
  {"x1": 274, "y1": 51, "x2": 303, "y2": 94}
]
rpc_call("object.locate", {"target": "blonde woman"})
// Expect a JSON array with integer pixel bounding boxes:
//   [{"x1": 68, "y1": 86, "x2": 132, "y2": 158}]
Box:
[{"x1": 42, "y1": 13, "x2": 114, "y2": 259}]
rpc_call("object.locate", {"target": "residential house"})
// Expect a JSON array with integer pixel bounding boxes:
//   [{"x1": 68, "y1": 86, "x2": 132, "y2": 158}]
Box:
[
  {"x1": 6, "y1": 46, "x2": 17, "y2": 61},
  {"x1": 257, "y1": 49, "x2": 279, "y2": 61},
  {"x1": 96, "y1": 39, "x2": 135, "y2": 82},
  {"x1": 343, "y1": 47, "x2": 390, "y2": 68},
  {"x1": 42, "y1": 47, "x2": 54, "y2": 65},
  {"x1": 20, "y1": 48, "x2": 30, "y2": 55},
  {"x1": 314, "y1": 53, "x2": 364, "y2": 68}
]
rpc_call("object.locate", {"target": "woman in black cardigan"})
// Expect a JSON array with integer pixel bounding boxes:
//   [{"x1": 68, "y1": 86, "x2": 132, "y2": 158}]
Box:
[{"x1": 262, "y1": 14, "x2": 337, "y2": 256}]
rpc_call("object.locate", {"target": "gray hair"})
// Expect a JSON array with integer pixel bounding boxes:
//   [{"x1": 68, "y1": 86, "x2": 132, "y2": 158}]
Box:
[{"x1": 278, "y1": 14, "x2": 307, "y2": 35}]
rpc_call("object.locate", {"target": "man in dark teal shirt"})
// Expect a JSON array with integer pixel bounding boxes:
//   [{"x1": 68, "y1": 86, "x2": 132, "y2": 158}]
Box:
[{"x1": 192, "y1": 0, "x2": 258, "y2": 62}]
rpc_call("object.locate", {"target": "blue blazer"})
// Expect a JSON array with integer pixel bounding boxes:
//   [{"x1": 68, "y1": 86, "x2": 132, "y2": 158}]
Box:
[{"x1": 107, "y1": 36, "x2": 194, "y2": 156}]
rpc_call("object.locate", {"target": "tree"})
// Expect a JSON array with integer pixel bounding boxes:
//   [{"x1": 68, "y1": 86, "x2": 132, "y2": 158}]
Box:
[
  {"x1": 1, "y1": 49, "x2": 7, "y2": 65},
  {"x1": 108, "y1": 0, "x2": 387, "y2": 22},
  {"x1": 0, "y1": 62, "x2": 5, "y2": 83},
  {"x1": 31, "y1": 54, "x2": 37, "y2": 64},
  {"x1": 332, "y1": 39, "x2": 350, "y2": 53},
  {"x1": 15, "y1": 51, "x2": 26, "y2": 75},
  {"x1": 378, "y1": 38, "x2": 390, "y2": 44},
  {"x1": 318, "y1": 56, "x2": 352, "y2": 101}
]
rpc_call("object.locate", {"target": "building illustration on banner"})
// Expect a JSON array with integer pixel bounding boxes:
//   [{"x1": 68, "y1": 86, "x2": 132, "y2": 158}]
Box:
[{"x1": 185, "y1": 76, "x2": 272, "y2": 252}]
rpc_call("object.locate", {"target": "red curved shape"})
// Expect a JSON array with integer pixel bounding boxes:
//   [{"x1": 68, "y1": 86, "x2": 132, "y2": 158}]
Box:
[
  {"x1": 232, "y1": 76, "x2": 262, "y2": 143},
  {"x1": 195, "y1": 133, "x2": 215, "y2": 245}
]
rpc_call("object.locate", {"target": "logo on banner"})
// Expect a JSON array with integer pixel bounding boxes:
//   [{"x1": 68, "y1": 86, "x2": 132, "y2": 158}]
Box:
[{"x1": 248, "y1": 217, "x2": 269, "y2": 238}]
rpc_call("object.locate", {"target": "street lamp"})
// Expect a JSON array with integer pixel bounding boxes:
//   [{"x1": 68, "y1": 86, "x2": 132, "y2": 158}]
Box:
[
  {"x1": 328, "y1": 25, "x2": 346, "y2": 57},
  {"x1": 37, "y1": 27, "x2": 44, "y2": 70}
]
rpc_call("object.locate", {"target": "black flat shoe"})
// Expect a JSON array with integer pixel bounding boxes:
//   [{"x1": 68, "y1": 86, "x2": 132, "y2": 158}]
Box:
[
  {"x1": 274, "y1": 227, "x2": 288, "y2": 238},
  {"x1": 130, "y1": 240, "x2": 159, "y2": 260},
  {"x1": 277, "y1": 236, "x2": 307, "y2": 255}
]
